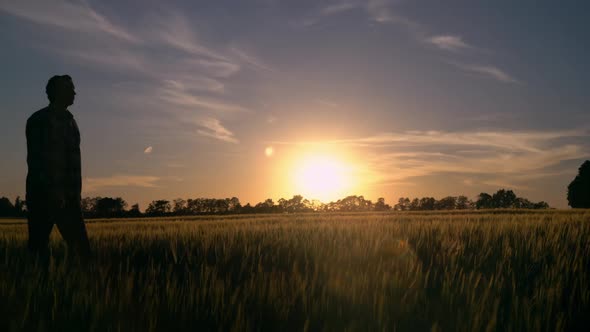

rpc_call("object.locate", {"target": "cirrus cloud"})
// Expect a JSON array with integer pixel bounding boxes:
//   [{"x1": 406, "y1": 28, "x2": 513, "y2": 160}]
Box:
[
  {"x1": 426, "y1": 35, "x2": 471, "y2": 52},
  {"x1": 83, "y1": 175, "x2": 160, "y2": 192},
  {"x1": 271, "y1": 128, "x2": 590, "y2": 189}
]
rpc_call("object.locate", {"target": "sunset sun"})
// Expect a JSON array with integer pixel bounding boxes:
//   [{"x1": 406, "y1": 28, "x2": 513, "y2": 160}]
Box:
[{"x1": 292, "y1": 155, "x2": 355, "y2": 202}]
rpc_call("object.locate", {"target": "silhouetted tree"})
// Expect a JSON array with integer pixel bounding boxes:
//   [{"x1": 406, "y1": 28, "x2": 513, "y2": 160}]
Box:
[
  {"x1": 394, "y1": 197, "x2": 410, "y2": 211},
  {"x1": 81, "y1": 197, "x2": 98, "y2": 217},
  {"x1": 513, "y1": 197, "x2": 534, "y2": 209},
  {"x1": 307, "y1": 199, "x2": 325, "y2": 211},
  {"x1": 14, "y1": 196, "x2": 25, "y2": 216},
  {"x1": 0, "y1": 197, "x2": 15, "y2": 217},
  {"x1": 146, "y1": 200, "x2": 171, "y2": 216},
  {"x1": 347, "y1": 195, "x2": 373, "y2": 211},
  {"x1": 456, "y1": 195, "x2": 472, "y2": 210},
  {"x1": 255, "y1": 198, "x2": 276, "y2": 213},
  {"x1": 374, "y1": 197, "x2": 391, "y2": 211},
  {"x1": 279, "y1": 195, "x2": 310, "y2": 213},
  {"x1": 568, "y1": 160, "x2": 590, "y2": 208},
  {"x1": 324, "y1": 195, "x2": 373, "y2": 212},
  {"x1": 67, "y1": 190, "x2": 552, "y2": 219},
  {"x1": 172, "y1": 199, "x2": 184, "y2": 214},
  {"x1": 409, "y1": 198, "x2": 421, "y2": 211},
  {"x1": 492, "y1": 189, "x2": 517, "y2": 208},
  {"x1": 186, "y1": 199, "x2": 200, "y2": 214},
  {"x1": 228, "y1": 197, "x2": 242, "y2": 212},
  {"x1": 533, "y1": 201, "x2": 550, "y2": 209},
  {"x1": 173, "y1": 198, "x2": 187, "y2": 215},
  {"x1": 212, "y1": 199, "x2": 229, "y2": 213},
  {"x1": 436, "y1": 196, "x2": 457, "y2": 210},
  {"x1": 475, "y1": 190, "x2": 549, "y2": 209},
  {"x1": 241, "y1": 203, "x2": 254, "y2": 214},
  {"x1": 419, "y1": 197, "x2": 436, "y2": 210},
  {"x1": 475, "y1": 193, "x2": 493, "y2": 209},
  {"x1": 290, "y1": 195, "x2": 307, "y2": 212},
  {"x1": 127, "y1": 203, "x2": 142, "y2": 218},
  {"x1": 0, "y1": 196, "x2": 27, "y2": 217},
  {"x1": 93, "y1": 197, "x2": 127, "y2": 218}
]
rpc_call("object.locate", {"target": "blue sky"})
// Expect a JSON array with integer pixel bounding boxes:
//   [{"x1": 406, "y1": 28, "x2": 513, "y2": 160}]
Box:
[{"x1": 1, "y1": 0, "x2": 589, "y2": 208}]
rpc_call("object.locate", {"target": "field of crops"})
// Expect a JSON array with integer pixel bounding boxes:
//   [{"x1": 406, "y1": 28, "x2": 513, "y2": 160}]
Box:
[{"x1": 1, "y1": 210, "x2": 589, "y2": 331}]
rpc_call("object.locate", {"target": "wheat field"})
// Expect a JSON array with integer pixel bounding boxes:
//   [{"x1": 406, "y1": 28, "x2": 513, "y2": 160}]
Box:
[{"x1": 1, "y1": 210, "x2": 589, "y2": 331}]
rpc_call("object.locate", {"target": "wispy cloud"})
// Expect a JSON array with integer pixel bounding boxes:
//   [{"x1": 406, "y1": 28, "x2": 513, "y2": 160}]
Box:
[
  {"x1": 451, "y1": 63, "x2": 521, "y2": 84},
  {"x1": 0, "y1": 0, "x2": 140, "y2": 43},
  {"x1": 50, "y1": 47, "x2": 148, "y2": 73},
  {"x1": 163, "y1": 78, "x2": 224, "y2": 94},
  {"x1": 196, "y1": 118, "x2": 239, "y2": 143},
  {"x1": 84, "y1": 175, "x2": 160, "y2": 192},
  {"x1": 105, "y1": 80, "x2": 243, "y2": 144},
  {"x1": 301, "y1": 0, "x2": 422, "y2": 32},
  {"x1": 229, "y1": 46, "x2": 275, "y2": 73},
  {"x1": 296, "y1": 0, "x2": 358, "y2": 26},
  {"x1": 335, "y1": 129, "x2": 583, "y2": 151},
  {"x1": 302, "y1": 1, "x2": 514, "y2": 85},
  {"x1": 147, "y1": 10, "x2": 230, "y2": 62},
  {"x1": 320, "y1": 1, "x2": 358, "y2": 15},
  {"x1": 426, "y1": 35, "x2": 471, "y2": 52},
  {"x1": 480, "y1": 179, "x2": 531, "y2": 191},
  {"x1": 366, "y1": 0, "x2": 413, "y2": 27},
  {"x1": 316, "y1": 99, "x2": 340, "y2": 108},
  {"x1": 158, "y1": 80, "x2": 247, "y2": 113},
  {"x1": 0, "y1": 1, "x2": 265, "y2": 145},
  {"x1": 189, "y1": 59, "x2": 240, "y2": 78},
  {"x1": 272, "y1": 128, "x2": 590, "y2": 187}
]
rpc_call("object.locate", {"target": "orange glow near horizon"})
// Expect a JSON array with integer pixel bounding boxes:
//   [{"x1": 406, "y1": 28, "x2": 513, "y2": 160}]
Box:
[
  {"x1": 288, "y1": 152, "x2": 360, "y2": 202},
  {"x1": 268, "y1": 143, "x2": 381, "y2": 203}
]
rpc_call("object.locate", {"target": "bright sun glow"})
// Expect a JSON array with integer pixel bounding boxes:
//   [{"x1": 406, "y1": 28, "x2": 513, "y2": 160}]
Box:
[
  {"x1": 292, "y1": 155, "x2": 355, "y2": 202},
  {"x1": 265, "y1": 146, "x2": 274, "y2": 157}
]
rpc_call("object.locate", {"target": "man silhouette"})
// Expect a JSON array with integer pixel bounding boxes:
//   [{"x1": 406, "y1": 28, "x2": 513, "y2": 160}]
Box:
[{"x1": 26, "y1": 75, "x2": 91, "y2": 258}]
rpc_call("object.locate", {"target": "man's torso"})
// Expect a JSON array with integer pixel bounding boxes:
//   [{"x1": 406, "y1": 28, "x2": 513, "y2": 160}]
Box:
[{"x1": 26, "y1": 106, "x2": 82, "y2": 203}]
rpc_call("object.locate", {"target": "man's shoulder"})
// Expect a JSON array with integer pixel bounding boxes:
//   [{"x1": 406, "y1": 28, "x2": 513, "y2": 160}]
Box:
[
  {"x1": 27, "y1": 107, "x2": 51, "y2": 125},
  {"x1": 65, "y1": 109, "x2": 75, "y2": 121}
]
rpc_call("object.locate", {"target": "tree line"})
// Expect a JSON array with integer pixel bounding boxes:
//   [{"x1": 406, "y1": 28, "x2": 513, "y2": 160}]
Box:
[
  {"x1": 393, "y1": 189, "x2": 549, "y2": 211},
  {"x1": 0, "y1": 196, "x2": 25, "y2": 217},
  {"x1": 0, "y1": 189, "x2": 551, "y2": 218},
  {"x1": 2, "y1": 160, "x2": 588, "y2": 218}
]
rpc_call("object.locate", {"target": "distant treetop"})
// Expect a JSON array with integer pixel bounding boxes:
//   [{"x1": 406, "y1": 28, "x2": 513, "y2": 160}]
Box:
[{"x1": 568, "y1": 160, "x2": 590, "y2": 208}]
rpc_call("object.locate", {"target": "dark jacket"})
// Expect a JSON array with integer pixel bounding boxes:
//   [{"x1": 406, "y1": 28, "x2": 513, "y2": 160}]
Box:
[{"x1": 26, "y1": 106, "x2": 82, "y2": 203}]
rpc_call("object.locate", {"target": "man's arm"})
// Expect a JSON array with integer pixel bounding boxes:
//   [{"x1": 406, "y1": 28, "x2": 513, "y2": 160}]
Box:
[{"x1": 26, "y1": 115, "x2": 66, "y2": 206}]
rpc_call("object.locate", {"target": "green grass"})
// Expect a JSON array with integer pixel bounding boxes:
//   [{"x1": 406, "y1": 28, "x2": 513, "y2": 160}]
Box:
[{"x1": 1, "y1": 211, "x2": 589, "y2": 331}]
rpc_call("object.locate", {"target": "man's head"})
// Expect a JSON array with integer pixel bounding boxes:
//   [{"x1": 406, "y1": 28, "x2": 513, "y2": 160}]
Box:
[{"x1": 46, "y1": 75, "x2": 76, "y2": 107}]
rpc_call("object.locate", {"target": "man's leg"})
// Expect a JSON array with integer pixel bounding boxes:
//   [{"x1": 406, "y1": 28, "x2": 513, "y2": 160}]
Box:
[
  {"x1": 55, "y1": 201, "x2": 91, "y2": 258},
  {"x1": 27, "y1": 203, "x2": 54, "y2": 260}
]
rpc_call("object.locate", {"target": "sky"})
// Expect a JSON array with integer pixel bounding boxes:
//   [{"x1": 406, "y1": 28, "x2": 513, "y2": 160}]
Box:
[{"x1": 1, "y1": 0, "x2": 589, "y2": 209}]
